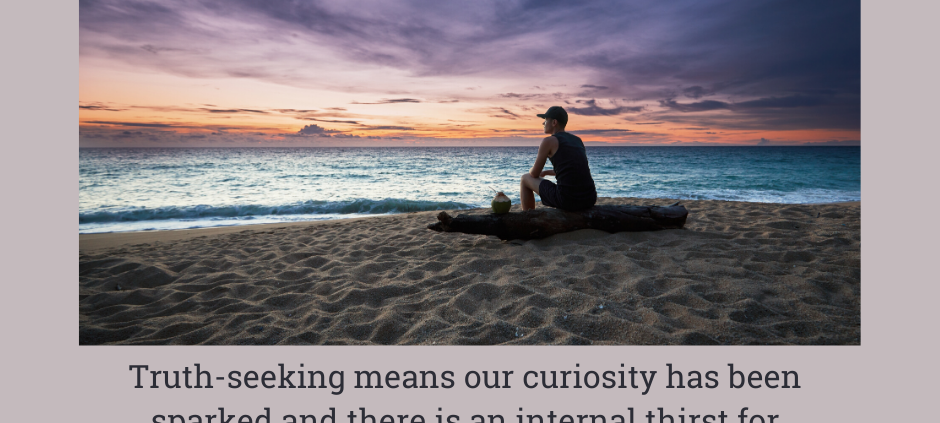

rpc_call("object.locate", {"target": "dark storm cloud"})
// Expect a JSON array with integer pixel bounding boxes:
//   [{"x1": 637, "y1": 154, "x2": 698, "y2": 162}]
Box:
[
  {"x1": 653, "y1": 102, "x2": 860, "y2": 131},
  {"x1": 568, "y1": 99, "x2": 643, "y2": 116},
  {"x1": 652, "y1": 92, "x2": 858, "y2": 130},
  {"x1": 580, "y1": 85, "x2": 609, "y2": 90}
]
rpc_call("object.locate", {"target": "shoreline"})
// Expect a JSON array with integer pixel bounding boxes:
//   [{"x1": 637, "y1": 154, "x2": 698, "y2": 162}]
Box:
[
  {"x1": 80, "y1": 199, "x2": 860, "y2": 252},
  {"x1": 79, "y1": 213, "x2": 433, "y2": 253}
]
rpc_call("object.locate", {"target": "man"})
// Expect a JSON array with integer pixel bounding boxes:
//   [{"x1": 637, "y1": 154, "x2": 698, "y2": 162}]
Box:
[{"x1": 520, "y1": 106, "x2": 597, "y2": 211}]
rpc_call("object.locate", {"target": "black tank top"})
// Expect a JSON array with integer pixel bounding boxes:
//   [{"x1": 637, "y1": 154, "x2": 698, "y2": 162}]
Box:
[{"x1": 548, "y1": 131, "x2": 596, "y2": 201}]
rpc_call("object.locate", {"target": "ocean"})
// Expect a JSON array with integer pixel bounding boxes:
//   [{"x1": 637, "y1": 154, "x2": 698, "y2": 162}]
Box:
[{"x1": 79, "y1": 146, "x2": 860, "y2": 233}]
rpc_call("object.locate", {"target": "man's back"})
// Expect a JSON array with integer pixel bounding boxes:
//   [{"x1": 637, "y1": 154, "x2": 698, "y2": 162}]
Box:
[{"x1": 549, "y1": 131, "x2": 596, "y2": 203}]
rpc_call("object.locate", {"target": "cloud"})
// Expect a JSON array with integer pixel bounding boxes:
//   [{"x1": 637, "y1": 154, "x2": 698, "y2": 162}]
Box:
[
  {"x1": 682, "y1": 86, "x2": 713, "y2": 99},
  {"x1": 572, "y1": 129, "x2": 636, "y2": 135},
  {"x1": 79, "y1": 103, "x2": 125, "y2": 112},
  {"x1": 272, "y1": 108, "x2": 375, "y2": 121},
  {"x1": 469, "y1": 107, "x2": 521, "y2": 120},
  {"x1": 297, "y1": 124, "x2": 337, "y2": 136},
  {"x1": 80, "y1": 1, "x2": 857, "y2": 101},
  {"x1": 84, "y1": 120, "x2": 174, "y2": 127},
  {"x1": 491, "y1": 108, "x2": 519, "y2": 119},
  {"x1": 200, "y1": 108, "x2": 268, "y2": 114},
  {"x1": 659, "y1": 99, "x2": 731, "y2": 112},
  {"x1": 499, "y1": 93, "x2": 541, "y2": 100},
  {"x1": 568, "y1": 99, "x2": 643, "y2": 116},
  {"x1": 303, "y1": 118, "x2": 361, "y2": 124},
  {"x1": 79, "y1": 0, "x2": 859, "y2": 137},
  {"x1": 757, "y1": 137, "x2": 772, "y2": 145},
  {"x1": 734, "y1": 95, "x2": 825, "y2": 109},
  {"x1": 272, "y1": 108, "x2": 319, "y2": 114},
  {"x1": 356, "y1": 125, "x2": 415, "y2": 131},
  {"x1": 351, "y1": 98, "x2": 422, "y2": 104},
  {"x1": 659, "y1": 95, "x2": 828, "y2": 116},
  {"x1": 117, "y1": 131, "x2": 145, "y2": 138},
  {"x1": 140, "y1": 44, "x2": 183, "y2": 55},
  {"x1": 652, "y1": 98, "x2": 859, "y2": 130}
]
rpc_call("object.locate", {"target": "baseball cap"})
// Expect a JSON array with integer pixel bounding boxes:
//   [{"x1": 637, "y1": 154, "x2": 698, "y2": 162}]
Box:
[{"x1": 537, "y1": 106, "x2": 568, "y2": 125}]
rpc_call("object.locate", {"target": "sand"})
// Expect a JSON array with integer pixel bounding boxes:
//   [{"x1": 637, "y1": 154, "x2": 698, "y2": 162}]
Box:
[{"x1": 79, "y1": 198, "x2": 860, "y2": 345}]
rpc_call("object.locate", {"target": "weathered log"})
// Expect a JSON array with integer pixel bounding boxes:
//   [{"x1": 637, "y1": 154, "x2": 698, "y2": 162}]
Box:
[{"x1": 427, "y1": 204, "x2": 688, "y2": 240}]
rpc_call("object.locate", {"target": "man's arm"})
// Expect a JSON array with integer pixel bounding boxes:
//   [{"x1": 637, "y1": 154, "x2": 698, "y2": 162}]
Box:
[{"x1": 529, "y1": 136, "x2": 558, "y2": 178}]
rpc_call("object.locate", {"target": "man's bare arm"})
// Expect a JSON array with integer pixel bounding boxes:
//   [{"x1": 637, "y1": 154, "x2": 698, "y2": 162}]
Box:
[{"x1": 529, "y1": 136, "x2": 558, "y2": 178}]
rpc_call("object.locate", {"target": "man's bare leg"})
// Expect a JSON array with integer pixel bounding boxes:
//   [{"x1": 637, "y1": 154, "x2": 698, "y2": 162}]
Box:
[{"x1": 520, "y1": 174, "x2": 544, "y2": 211}]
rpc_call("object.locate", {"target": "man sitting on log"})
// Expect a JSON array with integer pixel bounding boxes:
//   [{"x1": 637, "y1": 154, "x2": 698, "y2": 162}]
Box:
[{"x1": 520, "y1": 106, "x2": 598, "y2": 211}]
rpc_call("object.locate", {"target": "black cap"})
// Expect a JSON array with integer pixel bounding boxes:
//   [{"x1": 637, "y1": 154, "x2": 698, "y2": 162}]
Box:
[{"x1": 537, "y1": 106, "x2": 568, "y2": 126}]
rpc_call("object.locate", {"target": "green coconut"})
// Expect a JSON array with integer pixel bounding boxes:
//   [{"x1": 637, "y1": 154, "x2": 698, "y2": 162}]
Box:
[{"x1": 491, "y1": 191, "x2": 512, "y2": 214}]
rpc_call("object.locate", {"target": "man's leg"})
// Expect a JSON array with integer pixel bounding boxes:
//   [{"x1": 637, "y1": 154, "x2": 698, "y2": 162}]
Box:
[{"x1": 520, "y1": 174, "x2": 544, "y2": 211}]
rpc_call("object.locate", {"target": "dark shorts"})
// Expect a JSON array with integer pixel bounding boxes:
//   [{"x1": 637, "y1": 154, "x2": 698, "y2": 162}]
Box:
[{"x1": 539, "y1": 179, "x2": 597, "y2": 211}]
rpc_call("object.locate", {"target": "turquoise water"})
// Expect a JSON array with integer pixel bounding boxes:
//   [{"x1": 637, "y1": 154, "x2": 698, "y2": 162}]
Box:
[{"x1": 79, "y1": 147, "x2": 860, "y2": 233}]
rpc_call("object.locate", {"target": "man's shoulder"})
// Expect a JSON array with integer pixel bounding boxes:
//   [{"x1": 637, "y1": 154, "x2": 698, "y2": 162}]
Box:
[
  {"x1": 559, "y1": 131, "x2": 582, "y2": 140},
  {"x1": 553, "y1": 132, "x2": 585, "y2": 147}
]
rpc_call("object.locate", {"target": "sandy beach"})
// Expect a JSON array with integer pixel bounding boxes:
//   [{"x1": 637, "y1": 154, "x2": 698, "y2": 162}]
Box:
[{"x1": 79, "y1": 198, "x2": 860, "y2": 345}]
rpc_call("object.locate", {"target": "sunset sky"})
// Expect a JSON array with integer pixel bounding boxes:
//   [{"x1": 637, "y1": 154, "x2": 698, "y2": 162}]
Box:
[{"x1": 79, "y1": 0, "x2": 860, "y2": 147}]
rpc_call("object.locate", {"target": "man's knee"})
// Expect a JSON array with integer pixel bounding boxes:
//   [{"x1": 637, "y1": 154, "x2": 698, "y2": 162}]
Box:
[
  {"x1": 520, "y1": 173, "x2": 533, "y2": 187},
  {"x1": 521, "y1": 174, "x2": 542, "y2": 191}
]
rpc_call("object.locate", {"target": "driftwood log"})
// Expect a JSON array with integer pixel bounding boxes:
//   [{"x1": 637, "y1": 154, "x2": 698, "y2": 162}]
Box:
[{"x1": 427, "y1": 204, "x2": 688, "y2": 240}]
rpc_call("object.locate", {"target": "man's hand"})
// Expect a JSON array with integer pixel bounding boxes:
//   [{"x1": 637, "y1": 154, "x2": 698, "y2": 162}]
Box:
[{"x1": 540, "y1": 170, "x2": 556, "y2": 178}]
